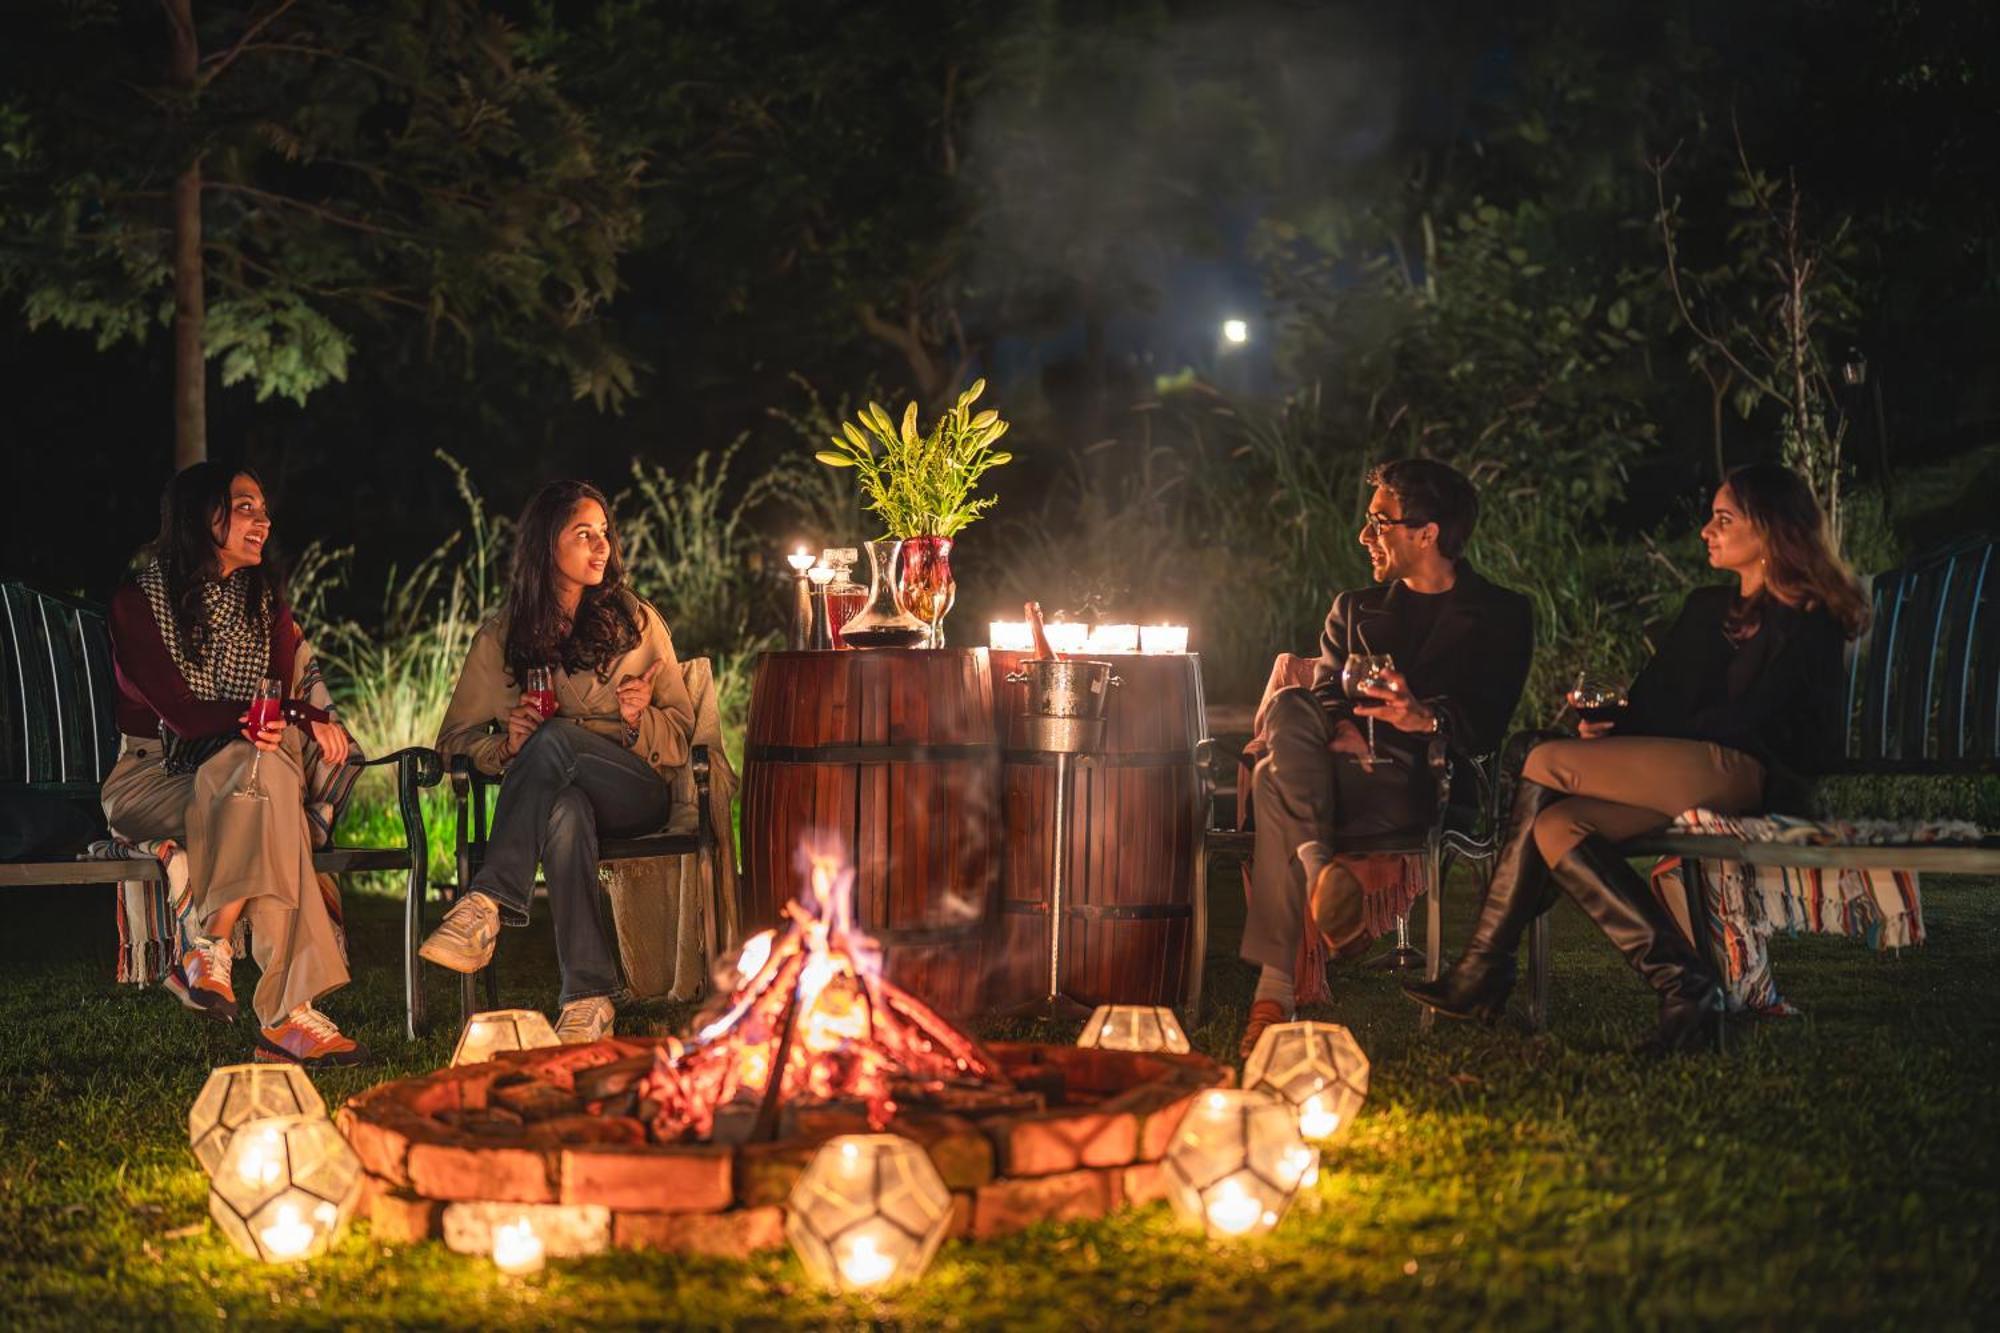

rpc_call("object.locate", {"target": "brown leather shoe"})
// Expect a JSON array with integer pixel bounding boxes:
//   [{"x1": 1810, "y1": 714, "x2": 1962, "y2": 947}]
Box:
[
  {"x1": 1311, "y1": 861, "x2": 1376, "y2": 961},
  {"x1": 1239, "y1": 999, "x2": 1290, "y2": 1061}
]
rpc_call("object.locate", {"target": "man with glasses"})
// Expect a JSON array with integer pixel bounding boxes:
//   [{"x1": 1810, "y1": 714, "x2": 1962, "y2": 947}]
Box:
[{"x1": 1239, "y1": 458, "x2": 1533, "y2": 1056}]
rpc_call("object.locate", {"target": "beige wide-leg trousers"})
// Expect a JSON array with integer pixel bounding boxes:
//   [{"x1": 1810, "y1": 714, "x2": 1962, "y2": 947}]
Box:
[{"x1": 100, "y1": 732, "x2": 349, "y2": 1026}]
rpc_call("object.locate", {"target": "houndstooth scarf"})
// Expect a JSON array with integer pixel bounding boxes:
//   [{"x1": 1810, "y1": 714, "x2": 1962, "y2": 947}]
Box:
[{"x1": 136, "y1": 560, "x2": 272, "y2": 773}]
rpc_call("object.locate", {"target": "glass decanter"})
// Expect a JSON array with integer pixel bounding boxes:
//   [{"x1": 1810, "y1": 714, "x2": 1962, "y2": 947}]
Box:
[{"x1": 838, "y1": 539, "x2": 930, "y2": 649}]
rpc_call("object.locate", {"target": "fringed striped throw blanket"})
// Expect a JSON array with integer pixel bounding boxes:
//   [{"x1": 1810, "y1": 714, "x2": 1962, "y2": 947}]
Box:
[{"x1": 1648, "y1": 809, "x2": 1971, "y2": 1015}]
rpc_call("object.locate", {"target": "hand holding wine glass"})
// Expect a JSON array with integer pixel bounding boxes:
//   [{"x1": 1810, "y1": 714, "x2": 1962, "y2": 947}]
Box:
[
  {"x1": 1566, "y1": 670, "x2": 1628, "y2": 739},
  {"x1": 233, "y1": 676, "x2": 285, "y2": 800},
  {"x1": 1340, "y1": 653, "x2": 1397, "y2": 764}
]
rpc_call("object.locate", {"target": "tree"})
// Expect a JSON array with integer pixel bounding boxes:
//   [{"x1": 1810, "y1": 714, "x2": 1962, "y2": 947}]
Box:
[{"x1": 0, "y1": 0, "x2": 640, "y2": 468}]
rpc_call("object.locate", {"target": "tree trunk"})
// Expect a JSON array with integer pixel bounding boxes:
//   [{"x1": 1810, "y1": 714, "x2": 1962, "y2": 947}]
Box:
[{"x1": 165, "y1": 0, "x2": 205, "y2": 469}]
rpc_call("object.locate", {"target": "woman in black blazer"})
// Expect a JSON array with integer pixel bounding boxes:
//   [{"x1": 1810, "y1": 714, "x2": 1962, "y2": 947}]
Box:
[{"x1": 1405, "y1": 464, "x2": 1870, "y2": 1053}]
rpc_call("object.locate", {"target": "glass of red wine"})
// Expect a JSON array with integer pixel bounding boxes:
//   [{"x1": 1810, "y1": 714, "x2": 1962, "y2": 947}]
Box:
[
  {"x1": 1340, "y1": 653, "x2": 1397, "y2": 764},
  {"x1": 1566, "y1": 671, "x2": 1629, "y2": 730},
  {"x1": 233, "y1": 676, "x2": 284, "y2": 801},
  {"x1": 524, "y1": 666, "x2": 559, "y2": 720}
]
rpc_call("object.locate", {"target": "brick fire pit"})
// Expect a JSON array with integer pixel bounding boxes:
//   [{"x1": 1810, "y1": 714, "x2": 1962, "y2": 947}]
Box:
[{"x1": 339, "y1": 1037, "x2": 1231, "y2": 1258}]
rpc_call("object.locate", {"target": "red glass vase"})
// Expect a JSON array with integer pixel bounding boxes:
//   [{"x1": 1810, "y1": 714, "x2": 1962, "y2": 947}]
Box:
[{"x1": 899, "y1": 535, "x2": 957, "y2": 647}]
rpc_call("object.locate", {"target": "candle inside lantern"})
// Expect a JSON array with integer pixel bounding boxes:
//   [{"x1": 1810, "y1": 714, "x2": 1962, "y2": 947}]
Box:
[
  {"x1": 234, "y1": 1126, "x2": 286, "y2": 1189},
  {"x1": 1206, "y1": 1177, "x2": 1267, "y2": 1237},
  {"x1": 988, "y1": 620, "x2": 1035, "y2": 652},
  {"x1": 258, "y1": 1202, "x2": 315, "y2": 1260},
  {"x1": 1086, "y1": 623, "x2": 1139, "y2": 654},
  {"x1": 492, "y1": 1217, "x2": 546, "y2": 1275},
  {"x1": 836, "y1": 1232, "x2": 897, "y2": 1289},
  {"x1": 1141, "y1": 624, "x2": 1190, "y2": 654},
  {"x1": 1298, "y1": 1092, "x2": 1339, "y2": 1141}
]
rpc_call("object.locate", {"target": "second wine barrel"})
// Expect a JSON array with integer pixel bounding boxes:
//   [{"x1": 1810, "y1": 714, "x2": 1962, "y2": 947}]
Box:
[
  {"x1": 740, "y1": 648, "x2": 999, "y2": 1015},
  {"x1": 989, "y1": 650, "x2": 1210, "y2": 1013}
]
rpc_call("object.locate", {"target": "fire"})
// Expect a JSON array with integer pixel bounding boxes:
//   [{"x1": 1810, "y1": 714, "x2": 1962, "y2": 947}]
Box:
[{"x1": 635, "y1": 849, "x2": 1007, "y2": 1141}]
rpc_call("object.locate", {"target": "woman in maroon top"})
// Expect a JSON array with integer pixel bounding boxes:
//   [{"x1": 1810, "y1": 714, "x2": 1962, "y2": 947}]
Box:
[{"x1": 101, "y1": 462, "x2": 367, "y2": 1067}]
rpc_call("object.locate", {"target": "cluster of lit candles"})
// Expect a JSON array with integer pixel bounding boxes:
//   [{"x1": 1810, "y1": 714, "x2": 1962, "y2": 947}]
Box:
[
  {"x1": 987, "y1": 621, "x2": 1189, "y2": 654},
  {"x1": 183, "y1": 1001, "x2": 1364, "y2": 1287}
]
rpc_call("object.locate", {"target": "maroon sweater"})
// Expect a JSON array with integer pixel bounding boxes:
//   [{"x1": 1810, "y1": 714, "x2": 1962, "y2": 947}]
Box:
[{"x1": 108, "y1": 583, "x2": 330, "y2": 741}]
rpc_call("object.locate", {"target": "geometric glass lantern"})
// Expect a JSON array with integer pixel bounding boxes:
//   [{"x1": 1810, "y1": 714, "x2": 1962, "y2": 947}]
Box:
[
  {"x1": 1163, "y1": 1089, "x2": 1312, "y2": 1239},
  {"x1": 208, "y1": 1114, "x2": 363, "y2": 1262},
  {"x1": 785, "y1": 1134, "x2": 952, "y2": 1291},
  {"x1": 1241, "y1": 1020, "x2": 1370, "y2": 1143},
  {"x1": 1076, "y1": 1004, "x2": 1192, "y2": 1055},
  {"x1": 449, "y1": 1009, "x2": 562, "y2": 1067},
  {"x1": 188, "y1": 1063, "x2": 328, "y2": 1179}
]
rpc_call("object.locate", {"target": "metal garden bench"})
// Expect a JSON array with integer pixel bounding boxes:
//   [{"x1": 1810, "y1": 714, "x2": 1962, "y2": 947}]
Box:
[{"x1": 0, "y1": 582, "x2": 443, "y2": 1039}]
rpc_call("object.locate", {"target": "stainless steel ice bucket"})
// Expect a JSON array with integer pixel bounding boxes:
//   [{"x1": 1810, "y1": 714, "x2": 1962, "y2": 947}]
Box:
[{"x1": 1005, "y1": 658, "x2": 1121, "y2": 719}]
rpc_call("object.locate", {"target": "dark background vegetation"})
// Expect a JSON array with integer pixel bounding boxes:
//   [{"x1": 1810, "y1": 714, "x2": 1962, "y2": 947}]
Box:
[{"x1": 4, "y1": 0, "x2": 1997, "y2": 714}]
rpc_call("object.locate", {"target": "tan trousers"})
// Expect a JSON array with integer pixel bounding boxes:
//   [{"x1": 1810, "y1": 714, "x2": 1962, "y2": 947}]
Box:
[
  {"x1": 100, "y1": 733, "x2": 349, "y2": 1026},
  {"x1": 1523, "y1": 737, "x2": 1765, "y2": 865}
]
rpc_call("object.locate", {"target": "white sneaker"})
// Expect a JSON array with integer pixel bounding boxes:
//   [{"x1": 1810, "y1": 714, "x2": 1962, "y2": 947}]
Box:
[
  {"x1": 418, "y1": 892, "x2": 501, "y2": 973},
  {"x1": 554, "y1": 996, "x2": 615, "y2": 1044}
]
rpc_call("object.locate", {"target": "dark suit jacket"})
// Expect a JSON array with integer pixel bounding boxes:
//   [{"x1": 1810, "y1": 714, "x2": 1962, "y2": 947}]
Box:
[
  {"x1": 1307, "y1": 562, "x2": 1535, "y2": 762},
  {"x1": 1625, "y1": 584, "x2": 1848, "y2": 799}
]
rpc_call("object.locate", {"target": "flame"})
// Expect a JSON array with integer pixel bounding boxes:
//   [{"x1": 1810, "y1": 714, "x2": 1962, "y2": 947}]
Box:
[{"x1": 637, "y1": 842, "x2": 1007, "y2": 1142}]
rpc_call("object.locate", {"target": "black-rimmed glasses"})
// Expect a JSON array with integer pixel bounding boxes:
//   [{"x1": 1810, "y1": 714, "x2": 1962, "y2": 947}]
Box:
[{"x1": 1362, "y1": 512, "x2": 1428, "y2": 534}]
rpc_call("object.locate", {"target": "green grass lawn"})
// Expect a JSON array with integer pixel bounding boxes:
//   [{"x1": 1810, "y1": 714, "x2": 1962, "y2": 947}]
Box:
[{"x1": 1, "y1": 865, "x2": 1994, "y2": 1330}]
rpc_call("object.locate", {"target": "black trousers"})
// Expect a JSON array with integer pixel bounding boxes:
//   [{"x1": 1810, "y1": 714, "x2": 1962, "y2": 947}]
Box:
[
  {"x1": 1239, "y1": 687, "x2": 1432, "y2": 973},
  {"x1": 472, "y1": 722, "x2": 671, "y2": 1005}
]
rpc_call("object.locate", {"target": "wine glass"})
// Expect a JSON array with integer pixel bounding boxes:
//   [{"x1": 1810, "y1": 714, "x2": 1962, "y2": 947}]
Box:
[
  {"x1": 1340, "y1": 653, "x2": 1397, "y2": 764},
  {"x1": 524, "y1": 666, "x2": 558, "y2": 719},
  {"x1": 233, "y1": 676, "x2": 284, "y2": 801},
  {"x1": 1565, "y1": 671, "x2": 1629, "y2": 731}
]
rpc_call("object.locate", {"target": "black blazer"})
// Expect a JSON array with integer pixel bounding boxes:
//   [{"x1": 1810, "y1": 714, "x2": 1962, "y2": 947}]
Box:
[
  {"x1": 1624, "y1": 584, "x2": 1849, "y2": 795},
  {"x1": 1308, "y1": 562, "x2": 1535, "y2": 762}
]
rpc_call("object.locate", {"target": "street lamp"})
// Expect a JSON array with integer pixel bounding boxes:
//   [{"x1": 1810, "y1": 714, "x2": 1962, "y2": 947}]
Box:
[{"x1": 1221, "y1": 318, "x2": 1249, "y2": 346}]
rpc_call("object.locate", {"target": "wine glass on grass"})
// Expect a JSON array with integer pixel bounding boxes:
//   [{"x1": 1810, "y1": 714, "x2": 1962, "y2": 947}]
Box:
[
  {"x1": 233, "y1": 677, "x2": 284, "y2": 801},
  {"x1": 1340, "y1": 653, "x2": 1398, "y2": 764}
]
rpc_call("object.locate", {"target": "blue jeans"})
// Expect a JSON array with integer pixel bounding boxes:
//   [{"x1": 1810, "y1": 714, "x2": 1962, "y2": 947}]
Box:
[{"x1": 472, "y1": 722, "x2": 670, "y2": 1005}]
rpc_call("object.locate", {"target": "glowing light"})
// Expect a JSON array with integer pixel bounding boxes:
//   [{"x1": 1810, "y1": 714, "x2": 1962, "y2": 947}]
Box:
[
  {"x1": 1206, "y1": 1178, "x2": 1261, "y2": 1236},
  {"x1": 1140, "y1": 624, "x2": 1190, "y2": 655},
  {"x1": 1298, "y1": 1094, "x2": 1339, "y2": 1142},
  {"x1": 786, "y1": 547, "x2": 817, "y2": 573},
  {"x1": 451, "y1": 1009, "x2": 561, "y2": 1067},
  {"x1": 258, "y1": 1203, "x2": 314, "y2": 1260},
  {"x1": 988, "y1": 620, "x2": 1035, "y2": 651},
  {"x1": 187, "y1": 1063, "x2": 327, "y2": 1180},
  {"x1": 1283, "y1": 1143, "x2": 1321, "y2": 1190},
  {"x1": 787, "y1": 1135, "x2": 951, "y2": 1292},
  {"x1": 807, "y1": 564, "x2": 836, "y2": 587},
  {"x1": 735, "y1": 930, "x2": 775, "y2": 983},
  {"x1": 837, "y1": 1233, "x2": 897, "y2": 1289},
  {"x1": 1076, "y1": 1004, "x2": 1192, "y2": 1055},
  {"x1": 492, "y1": 1218, "x2": 546, "y2": 1275},
  {"x1": 1222, "y1": 318, "x2": 1249, "y2": 345},
  {"x1": 234, "y1": 1126, "x2": 285, "y2": 1189},
  {"x1": 1085, "y1": 623, "x2": 1138, "y2": 654},
  {"x1": 1042, "y1": 621, "x2": 1090, "y2": 656}
]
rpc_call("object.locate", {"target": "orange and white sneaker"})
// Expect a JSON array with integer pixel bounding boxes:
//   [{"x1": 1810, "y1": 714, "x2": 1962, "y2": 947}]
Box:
[
  {"x1": 256, "y1": 1005, "x2": 369, "y2": 1068},
  {"x1": 165, "y1": 935, "x2": 238, "y2": 1023}
]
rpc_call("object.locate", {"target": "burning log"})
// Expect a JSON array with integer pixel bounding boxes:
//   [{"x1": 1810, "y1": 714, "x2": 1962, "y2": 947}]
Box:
[{"x1": 637, "y1": 853, "x2": 1013, "y2": 1142}]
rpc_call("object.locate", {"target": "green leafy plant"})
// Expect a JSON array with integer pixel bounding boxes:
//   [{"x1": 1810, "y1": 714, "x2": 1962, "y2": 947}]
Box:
[{"x1": 815, "y1": 380, "x2": 1013, "y2": 538}]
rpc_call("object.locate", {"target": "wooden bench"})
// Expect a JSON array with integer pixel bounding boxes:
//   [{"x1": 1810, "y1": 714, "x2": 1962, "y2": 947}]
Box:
[
  {"x1": 1526, "y1": 536, "x2": 2000, "y2": 1026},
  {"x1": 0, "y1": 582, "x2": 443, "y2": 1039}
]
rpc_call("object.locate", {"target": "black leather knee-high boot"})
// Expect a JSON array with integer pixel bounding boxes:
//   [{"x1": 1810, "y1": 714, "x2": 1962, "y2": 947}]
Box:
[
  {"x1": 1548, "y1": 835, "x2": 1724, "y2": 1054},
  {"x1": 1401, "y1": 776, "x2": 1562, "y2": 1022}
]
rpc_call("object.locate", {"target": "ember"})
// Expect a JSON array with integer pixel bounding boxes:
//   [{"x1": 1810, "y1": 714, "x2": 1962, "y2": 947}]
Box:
[{"x1": 634, "y1": 851, "x2": 1011, "y2": 1141}]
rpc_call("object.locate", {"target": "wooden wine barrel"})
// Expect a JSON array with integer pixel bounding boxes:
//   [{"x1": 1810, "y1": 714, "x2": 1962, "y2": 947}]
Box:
[
  {"x1": 741, "y1": 648, "x2": 999, "y2": 1016},
  {"x1": 989, "y1": 651, "x2": 1211, "y2": 1014}
]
